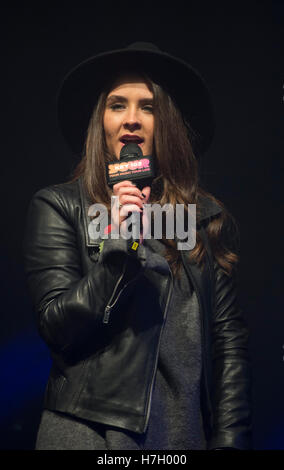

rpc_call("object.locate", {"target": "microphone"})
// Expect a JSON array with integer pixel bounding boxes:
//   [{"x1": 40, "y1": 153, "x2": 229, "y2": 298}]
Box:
[
  {"x1": 106, "y1": 143, "x2": 155, "y2": 190},
  {"x1": 106, "y1": 143, "x2": 155, "y2": 245}
]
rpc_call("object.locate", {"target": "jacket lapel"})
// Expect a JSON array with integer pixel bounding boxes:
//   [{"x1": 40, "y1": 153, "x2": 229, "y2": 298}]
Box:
[{"x1": 79, "y1": 177, "x2": 102, "y2": 248}]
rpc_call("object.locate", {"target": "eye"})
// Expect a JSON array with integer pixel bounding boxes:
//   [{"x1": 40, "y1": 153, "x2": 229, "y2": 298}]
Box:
[
  {"x1": 143, "y1": 105, "x2": 154, "y2": 113},
  {"x1": 109, "y1": 103, "x2": 125, "y2": 110}
]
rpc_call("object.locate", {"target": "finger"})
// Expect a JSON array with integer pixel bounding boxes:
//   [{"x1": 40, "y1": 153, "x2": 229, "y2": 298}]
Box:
[
  {"x1": 141, "y1": 186, "x2": 151, "y2": 203},
  {"x1": 120, "y1": 204, "x2": 142, "y2": 219},
  {"x1": 119, "y1": 194, "x2": 144, "y2": 209},
  {"x1": 113, "y1": 180, "x2": 137, "y2": 193},
  {"x1": 113, "y1": 184, "x2": 144, "y2": 201},
  {"x1": 117, "y1": 186, "x2": 144, "y2": 199}
]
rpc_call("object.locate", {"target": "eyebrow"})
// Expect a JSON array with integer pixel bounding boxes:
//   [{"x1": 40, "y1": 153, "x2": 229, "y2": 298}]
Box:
[{"x1": 106, "y1": 95, "x2": 154, "y2": 104}]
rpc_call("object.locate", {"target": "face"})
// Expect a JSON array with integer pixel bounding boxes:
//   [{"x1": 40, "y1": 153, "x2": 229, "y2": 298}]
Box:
[{"x1": 103, "y1": 74, "x2": 154, "y2": 159}]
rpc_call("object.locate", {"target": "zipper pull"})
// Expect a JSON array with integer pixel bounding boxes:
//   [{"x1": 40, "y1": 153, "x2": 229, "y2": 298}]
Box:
[{"x1": 103, "y1": 305, "x2": 112, "y2": 324}]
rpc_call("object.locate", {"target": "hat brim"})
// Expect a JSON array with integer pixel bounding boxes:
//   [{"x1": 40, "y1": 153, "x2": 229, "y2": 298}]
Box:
[{"x1": 57, "y1": 46, "x2": 215, "y2": 157}]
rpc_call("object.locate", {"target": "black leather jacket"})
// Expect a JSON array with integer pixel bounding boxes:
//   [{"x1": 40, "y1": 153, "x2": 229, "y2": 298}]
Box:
[{"x1": 23, "y1": 177, "x2": 252, "y2": 450}]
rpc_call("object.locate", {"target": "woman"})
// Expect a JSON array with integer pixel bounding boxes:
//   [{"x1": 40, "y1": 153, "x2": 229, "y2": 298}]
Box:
[{"x1": 23, "y1": 42, "x2": 252, "y2": 450}]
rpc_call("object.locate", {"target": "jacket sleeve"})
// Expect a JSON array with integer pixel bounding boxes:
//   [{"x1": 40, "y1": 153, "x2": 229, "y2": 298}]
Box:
[
  {"x1": 208, "y1": 262, "x2": 253, "y2": 450},
  {"x1": 22, "y1": 186, "x2": 144, "y2": 356}
]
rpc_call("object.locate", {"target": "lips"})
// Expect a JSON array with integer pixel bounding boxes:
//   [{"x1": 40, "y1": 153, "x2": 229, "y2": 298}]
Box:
[{"x1": 120, "y1": 135, "x2": 144, "y2": 144}]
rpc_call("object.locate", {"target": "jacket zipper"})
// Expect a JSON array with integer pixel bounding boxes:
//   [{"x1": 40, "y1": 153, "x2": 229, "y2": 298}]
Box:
[
  {"x1": 103, "y1": 260, "x2": 142, "y2": 324},
  {"x1": 143, "y1": 268, "x2": 173, "y2": 432},
  {"x1": 103, "y1": 262, "x2": 127, "y2": 324}
]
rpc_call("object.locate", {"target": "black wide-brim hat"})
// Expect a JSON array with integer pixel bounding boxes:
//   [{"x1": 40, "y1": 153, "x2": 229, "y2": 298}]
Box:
[{"x1": 57, "y1": 42, "x2": 215, "y2": 157}]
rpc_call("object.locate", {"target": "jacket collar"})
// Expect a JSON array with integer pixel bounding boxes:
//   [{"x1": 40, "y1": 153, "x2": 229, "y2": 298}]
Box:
[
  {"x1": 197, "y1": 194, "x2": 222, "y2": 223},
  {"x1": 79, "y1": 177, "x2": 98, "y2": 247}
]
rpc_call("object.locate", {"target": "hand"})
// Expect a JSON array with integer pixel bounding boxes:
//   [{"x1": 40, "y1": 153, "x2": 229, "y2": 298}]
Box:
[{"x1": 111, "y1": 180, "x2": 151, "y2": 242}]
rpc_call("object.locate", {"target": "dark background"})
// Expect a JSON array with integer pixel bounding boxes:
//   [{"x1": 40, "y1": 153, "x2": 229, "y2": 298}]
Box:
[{"x1": 0, "y1": 2, "x2": 283, "y2": 449}]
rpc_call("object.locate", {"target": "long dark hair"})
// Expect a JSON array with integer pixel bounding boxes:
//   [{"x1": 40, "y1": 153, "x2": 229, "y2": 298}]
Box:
[{"x1": 67, "y1": 74, "x2": 238, "y2": 276}]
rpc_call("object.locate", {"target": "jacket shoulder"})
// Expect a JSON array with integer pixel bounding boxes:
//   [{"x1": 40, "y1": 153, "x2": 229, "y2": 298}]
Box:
[
  {"x1": 32, "y1": 179, "x2": 80, "y2": 201},
  {"x1": 25, "y1": 179, "x2": 82, "y2": 234},
  {"x1": 29, "y1": 179, "x2": 81, "y2": 212},
  {"x1": 197, "y1": 194, "x2": 223, "y2": 223},
  {"x1": 197, "y1": 192, "x2": 240, "y2": 263}
]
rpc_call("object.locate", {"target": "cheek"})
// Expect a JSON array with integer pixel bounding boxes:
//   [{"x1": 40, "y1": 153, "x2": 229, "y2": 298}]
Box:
[
  {"x1": 149, "y1": 122, "x2": 154, "y2": 153},
  {"x1": 103, "y1": 114, "x2": 110, "y2": 136},
  {"x1": 104, "y1": 113, "x2": 119, "y2": 138},
  {"x1": 148, "y1": 117, "x2": 154, "y2": 137},
  {"x1": 148, "y1": 120, "x2": 154, "y2": 144}
]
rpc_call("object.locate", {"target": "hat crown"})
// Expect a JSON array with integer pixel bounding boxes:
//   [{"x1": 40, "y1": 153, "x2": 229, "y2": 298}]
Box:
[
  {"x1": 58, "y1": 42, "x2": 214, "y2": 157},
  {"x1": 126, "y1": 42, "x2": 161, "y2": 53}
]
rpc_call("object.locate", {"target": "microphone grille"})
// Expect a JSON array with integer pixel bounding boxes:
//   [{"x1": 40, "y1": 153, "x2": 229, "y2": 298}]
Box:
[{"x1": 120, "y1": 143, "x2": 143, "y2": 160}]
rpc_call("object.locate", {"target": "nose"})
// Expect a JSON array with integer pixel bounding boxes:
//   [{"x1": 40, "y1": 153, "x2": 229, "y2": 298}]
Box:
[{"x1": 123, "y1": 106, "x2": 141, "y2": 131}]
